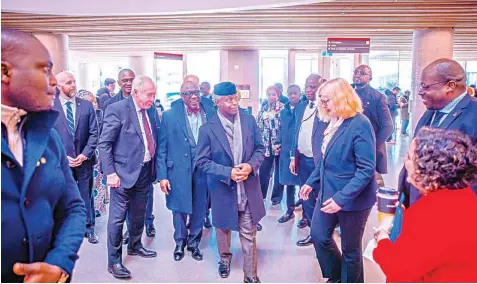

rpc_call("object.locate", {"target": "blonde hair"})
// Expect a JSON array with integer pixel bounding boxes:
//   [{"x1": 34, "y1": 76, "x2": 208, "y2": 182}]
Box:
[{"x1": 317, "y1": 78, "x2": 363, "y2": 122}]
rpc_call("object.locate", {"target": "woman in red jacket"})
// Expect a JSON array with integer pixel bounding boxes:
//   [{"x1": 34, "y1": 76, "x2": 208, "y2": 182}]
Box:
[{"x1": 373, "y1": 127, "x2": 477, "y2": 282}]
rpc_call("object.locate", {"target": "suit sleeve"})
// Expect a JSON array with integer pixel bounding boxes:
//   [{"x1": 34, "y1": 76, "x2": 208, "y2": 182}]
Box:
[
  {"x1": 44, "y1": 130, "x2": 86, "y2": 277},
  {"x1": 332, "y1": 121, "x2": 376, "y2": 207},
  {"x1": 98, "y1": 106, "x2": 121, "y2": 176},
  {"x1": 81, "y1": 103, "x2": 99, "y2": 159},
  {"x1": 245, "y1": 116, "x2": 266, "y2": 176},
  {"x1": 157, "y1": 113, "x2": 168, "y2": 180},
  {"x1": 376, "y1": 92, "x2": 394, "y2": 145},
  {"x1": 195, "y1": 126, "x2": 234, "y2": 186},
  {"x1": 290, "y1": 110, "x2": 299, "y2": 159}
]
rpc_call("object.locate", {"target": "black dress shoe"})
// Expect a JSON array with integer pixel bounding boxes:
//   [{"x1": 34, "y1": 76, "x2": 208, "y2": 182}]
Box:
[
  {"x1": 108, "y1": 263, "x2": 131, "y2": 279},
  {"x1": 187, "y1": 246, "x2": 203, "y2": 261},
  {"x1": 174, "y1": 245, "x2": 185, "y2": 261},
  {"x1": 297, "y1": 217, "x2": 308, "y2": 228},
  {"x1": 86, "y1": 232, "x2": 99, "y2": 244},
  {"x1": 256, "y1": 223, "x2": 262, "y2": 231},
  {"x1": 122, "y1": 231, "x2": 129, "y2": 245},
  {"x1": 204, "y1": 216, "x2": 212, "y2": 229},
  {"x1": 218, "y1": 260, "x2": 231, "y2": 278},
  {"x1": 127, "y1": 247, "x2": 157, "y2": 258},
  {"x1": 146, "y1": 224, "x2": 156, "y2": 237},
  {"x1": 296, "y1": 235, "x2": 313, "y2": 246},
  {"x1": 278, "y1": 211, "x2": 295, "y2": 223},
  {"x1": 271, "y1": 200, "x2": 281, "y2": 206},
  {"x1": 244, "y1": 276, "x2": 261, "y2": 283},
  {"x1": 326, "y1": 278, "x2": 341, "y2": 283}
]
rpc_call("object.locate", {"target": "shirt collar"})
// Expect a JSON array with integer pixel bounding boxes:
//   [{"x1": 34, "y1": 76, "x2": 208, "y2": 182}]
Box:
[
  {"x1": 440, "y1": 92, "x2": 467, "y2": 114},
  {"x1": 132, "y1": 97, "x2": 142, "y2": 112},
  {"x1": 59, "y1": 95, "x2": 76, "y2": 106}
]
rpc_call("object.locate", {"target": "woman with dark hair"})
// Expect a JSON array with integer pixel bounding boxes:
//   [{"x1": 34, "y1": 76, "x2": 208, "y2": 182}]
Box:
[{"x1": 374, "y1": 127, "x2": 477, "y2": 282}]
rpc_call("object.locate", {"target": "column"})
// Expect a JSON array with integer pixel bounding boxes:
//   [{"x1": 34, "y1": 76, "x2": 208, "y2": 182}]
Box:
[
  {"x1": 354, "y1": 54, "x2": 363, "y2": 69},
  {"x1": 34, "y1": 33, "x2": 69, "y2": 75},
  {"x1": 77, "y1": 62, "x2": 89, "y2": 90},
  {"x1": 410, "y1": 28, "x2": 454, "y2": 133},
  {"x1": 128, "y1": 55, "x2": 154, "y2": 78},
  {"x1": 362, "y1": 54, "x2": 370, "y2": 66},
  {"x1": 318, "y1": 55, "x2": 331, "y2": 79},
  {"x1": 288, "y1": 50, "x2": 296, "y2": 87}
]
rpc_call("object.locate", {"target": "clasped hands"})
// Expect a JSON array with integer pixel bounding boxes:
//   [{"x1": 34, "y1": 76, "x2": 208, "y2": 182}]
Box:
[
  {"x1": 231, "y1": 163, "x2": 253, "y2": 183},
  {"x1": 67, "y1": 154, "x2": 87, "y2": 168}
]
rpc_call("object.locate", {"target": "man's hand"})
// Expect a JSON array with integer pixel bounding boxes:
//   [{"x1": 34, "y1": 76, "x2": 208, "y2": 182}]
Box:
[
  {"x1": 231, "y1": 168, "x2": 248, "y2": 183},
  {"x1": 289, "y1": 159, "x2": 297, "y2": 176},
  {"x1": 107, "y1": 173, "x2": 120, "y2": 188},
  {"x1": 235, "y1": 163, "x2": 252, "y2": 175},
  {"x1": 299, "y1": 184, "x2": 313, "y2": 200},
  {"x1": 68, "y1": 154, "x2": 87, "y2": 168},
  {"x1": 13, "y1": 262, "x2": 63, "y2": 283},
  {"x1": 160, "y1": 179, "x2": 171, "y2": 195},
  {"x1": 321, "y1": 198, "x2": 342, "y2": 214}
]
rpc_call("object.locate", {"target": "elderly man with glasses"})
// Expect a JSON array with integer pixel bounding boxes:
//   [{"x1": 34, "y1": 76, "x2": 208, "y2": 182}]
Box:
[{"x1": 157, "y1": 80, "x2": 216, "y2": 262}]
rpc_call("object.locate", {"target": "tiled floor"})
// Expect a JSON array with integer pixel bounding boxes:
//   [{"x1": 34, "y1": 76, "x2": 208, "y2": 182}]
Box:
[{"x1": 73, "y1": 134, "x2": 411, "y2": 283}]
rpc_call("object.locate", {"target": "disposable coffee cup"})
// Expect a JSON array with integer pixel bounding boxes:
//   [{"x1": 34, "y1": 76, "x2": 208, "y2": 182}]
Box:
[{"x1": 376, "y1": 187, "x2": 399, "y2": 222}]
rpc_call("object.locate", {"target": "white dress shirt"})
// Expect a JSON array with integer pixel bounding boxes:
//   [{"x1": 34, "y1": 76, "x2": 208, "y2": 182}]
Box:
[
  {"x1": 297, "y1": 100, "x2": 317, "y2": 158},
  {"x1": 132, "y1": 98, "x2": 153, "y2": 163},
  {"x1": 59, "y1": 95, "x2": 76, "y2": 119}
]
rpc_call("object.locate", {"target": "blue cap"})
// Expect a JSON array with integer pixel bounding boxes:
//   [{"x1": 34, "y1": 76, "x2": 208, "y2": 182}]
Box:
[{"x1": 214, "y1": 82, "x2": 237, "y2": 96}]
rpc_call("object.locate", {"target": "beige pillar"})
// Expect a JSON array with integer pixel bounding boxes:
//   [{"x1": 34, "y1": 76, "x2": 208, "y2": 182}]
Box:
[
  {"x1": 318, "y1": 55, "x2": 331, "y2": 79},
  {"x1": 34, "y1": 33, "x2": 69, "y2": 75},
  {"x1": 77, "y1": 62, "x2": 89, "y2": 90},
  {"x1": 410, "y1": 28, "x2": 454, "y2": 134},
  {"x1": 288, "y1": 50, "x2": 296, "y2": 87},
  {"x1": 354, "y1": 54, "x2": 363, "y2": 69}
]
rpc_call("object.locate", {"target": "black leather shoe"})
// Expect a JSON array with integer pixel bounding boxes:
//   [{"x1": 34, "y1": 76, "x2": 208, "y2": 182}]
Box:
[
  {"x1": 278, "y1": 211, "x2": 295, "y2": 223},
  {"x1": 122, "y1": 231, "x2": 129, "y2": 245},
  {"x1": 127, "y1": 247, "x2": 157, "y2": 258},
  {"x1": 297, "y1": 217, "x2": 308, "y2": 228},
  {"x1": 326, "y1": 278, "x2": 341, "y2": 283},
  {"x1": 174, "y1": 245, "x2": 185, "y2": 261},
  {"x1": 218, "y1": 260, "x2": 231, "y2": 278},
  {"x1": 86, "y1": 232, "x2": 99, "y2": 244},
  {"x1": 271, "y1": 200, "x2": 281, "y2": 206},
  {"x1": 146, "y1": 224, "x2": 156, "y2": 237},
  {"x1": 256, "y1": 223, "x2": 262, "y2": 231},
  {"x1": 187, "y1": 246, "x2": 203, "y2": 261},
  {"x1": 204, "y1": 216, "x2": 212, "y2": 229},
  {"x1": 108, "y1": 263, "x2": 131, "y2": 279},
  {"x1": 294, "y1": 200, "x2": 302, "y2": 208},
  {"x1": 296, "y1": 235, "x2": 313, "y2": 246},
  {"x1": 244, "y1": 276, "x2": 261, "y2": 283}
]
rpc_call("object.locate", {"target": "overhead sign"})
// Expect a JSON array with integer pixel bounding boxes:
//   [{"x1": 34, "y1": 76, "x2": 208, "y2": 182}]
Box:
[
  {"x1": 154, "y1": 52, "x2": 183, "y2": 60},
  {"x1": 327, "y1": 38, "x2": 370, "y2": 54}
]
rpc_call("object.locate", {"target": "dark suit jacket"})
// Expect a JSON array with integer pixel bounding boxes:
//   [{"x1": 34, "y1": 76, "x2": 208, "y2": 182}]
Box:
[
  {"x1": 1, "y1": 111, "x2": 86, "y2": 282},
  {"x1": 195, "y1": 113, "x2": 266, "y2": 231},
  {"x1": 102, "y1": 90, "x2": 125, "y2": 113},
  {"x1": 306, "y1": 113, "x2": 377, "y2": 211},
  {"x1": 99, "y1": 97, "x2": 160, "y2": 189},
  {"x1": 157, "y1": 98, "x2": 216, "y2": 214},
  {"x1": 98, "y1": 93, "x2": 113, "y2": 111},
  {"x1": 398, "y1": 94, "x2": 477, "y2": 207},
  {"x1": 278, "y1": 103, "x2": 300, "y2": 185},
  {"x1": 53, "y1": 96, "x2": 98, "y2": 163},
  {"x1": 354, "y1": 84, "x2": 394, "y2": 174}
]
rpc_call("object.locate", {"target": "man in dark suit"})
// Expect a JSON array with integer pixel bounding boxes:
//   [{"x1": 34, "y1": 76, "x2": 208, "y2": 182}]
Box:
[
  {"x1": 54, "y1": 71, "x2": 99, "y2": 244},
  {"x1": 398, "y1": 58, "x2": 477, "y2": 207},
  {"x1": 97, "y1": 78, "x2": 116, "y2": 110},
  {"x1": 157, "y1": 81, "x2": 216, "y2": 262},
  {"x1": 352, "y1": 65, "x2": 394, "y2": 187},
  {"x1": 99, "y1": 75, "x2": 159, "y2": 279},
  {"x1": 195, "y1": 82, "x2": 265, "y2": 283},
  {"x1": 290, "y1": 74, "x2": 324, "y2": 246},
  {"x1": 2, "y1": 28, "x2": 86, "y2": 283},
  {"x1": 101, "y1": 69, "x2": 135, "y2": 113}
]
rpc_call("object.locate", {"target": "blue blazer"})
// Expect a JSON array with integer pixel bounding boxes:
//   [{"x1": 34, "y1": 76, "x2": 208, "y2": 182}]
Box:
[
  {"x1": 398, "y1": 94, "x2": 477, "y2": 207},
  {"x1": 157, "y1": 98, "x2": 216, "y2": 214},
  {"x1": 306, "y1": 113, "x2": 377, "y2": 211},
  {"x1": 99, "y1": 97, "x2": 160, "y2": 189},
  {"x1": 278, "y1": 103, "x2": 300, "y2": 185},
  {"x1": 101, "y1": 90, "x2": 125, "y2": 113},
  {"x1": 1, "y1": 111, "x2": 86, "y2": 282},
  {"x1": 195, "y1": 113, "x2": 266, "y2": 231},
  {"x1": 53, "y1": 96, "x2": 98, "y2": 162}
]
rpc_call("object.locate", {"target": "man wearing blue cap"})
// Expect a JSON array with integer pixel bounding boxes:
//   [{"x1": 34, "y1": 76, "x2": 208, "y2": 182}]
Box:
[{"x1": 196, "y1": 82, "x2": 265, "y2": 283}]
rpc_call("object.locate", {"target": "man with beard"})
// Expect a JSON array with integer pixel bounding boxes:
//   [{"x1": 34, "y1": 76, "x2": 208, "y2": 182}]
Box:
[
  {"x1": 158, "y1": 81, "x2": 216, "y2": 262},
  {"x1": 54, "y1": 71, "x2": 99, "y2": 244},
  {"x1": 352, "y1": 65, "x2": 393, "y2": 187}
]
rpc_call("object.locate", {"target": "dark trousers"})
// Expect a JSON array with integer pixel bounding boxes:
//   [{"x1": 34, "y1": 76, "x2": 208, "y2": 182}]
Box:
[
  {"x1": 310, "y1": 206, "x2": 371, "y2": 283},
  {"x1": 206, "y1": 189, "x2": 211, "y2": 217},
  {"x1": 283, "y1": 185, "x2": 296, "y2": 212},
  {"x1": 298, "y1": 154, "x2": 317, "y2": 227},
  {"x1": 107, "y1": 162, "x2": 151, "y2": 265},
  {"x1": 172, "y1": 171, "x2": 206, "y2": 248},
  {"x1": 145, "y1": 184, "x2": 155, "y2": 226},
  {"x1": 71, "y1": 160, "x2": 95, "y2": 234},
  {"x1": 259, "y1": 155, "x2": 283, "y2": 202}
]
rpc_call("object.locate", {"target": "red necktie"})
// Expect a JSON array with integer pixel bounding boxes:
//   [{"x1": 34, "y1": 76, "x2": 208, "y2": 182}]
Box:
[
  {"x1": 140, "y1": 109, "x2": 155, "y2": 158},
  {"x1": 187, "y1": 107, "x2": 200, "y2": 116}
]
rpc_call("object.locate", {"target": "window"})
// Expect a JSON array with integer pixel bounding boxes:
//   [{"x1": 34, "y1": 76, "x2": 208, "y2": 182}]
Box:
[
  {"x1": 295, "y1": 53, "x2": 318, "y2": 89},
  {"x1": 369, "y1": 51, "x2": 400, "y2": 92},
  {"x1": 154, "y1": 53, "x2": 184, "y2": 110},
  {"x1": 186, "y1": 51, "x2": 220, "y2": 88},
  {"x1": 259, "y1": 50, "x2": 288, "y2": 104}
]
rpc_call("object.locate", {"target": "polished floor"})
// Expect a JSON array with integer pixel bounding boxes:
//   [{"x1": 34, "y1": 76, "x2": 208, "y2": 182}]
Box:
[{"x1": 73, "y1": 134, "x2": 411, "y2": 283}]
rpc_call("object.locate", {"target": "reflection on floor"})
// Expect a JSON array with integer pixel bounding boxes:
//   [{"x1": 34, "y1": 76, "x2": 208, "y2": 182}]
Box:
[{"x1": 73, "y1": 134, "x2": 411, "y2": 283}]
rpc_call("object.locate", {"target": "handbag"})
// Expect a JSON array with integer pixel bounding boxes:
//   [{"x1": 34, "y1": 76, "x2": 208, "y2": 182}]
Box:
[{"x1": 389, "y1": 193, "x2": 406, "y2": 243}]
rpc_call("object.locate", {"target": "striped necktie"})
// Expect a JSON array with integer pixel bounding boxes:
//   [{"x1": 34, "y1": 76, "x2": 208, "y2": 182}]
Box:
[{"x1": 65, "y1": 101, "x2": 75, "y2": 136}]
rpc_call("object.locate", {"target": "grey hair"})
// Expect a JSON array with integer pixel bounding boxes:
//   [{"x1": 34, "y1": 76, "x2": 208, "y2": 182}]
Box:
[{"x1": 131, "y1": 75, "x2": 154, "y2": 94}]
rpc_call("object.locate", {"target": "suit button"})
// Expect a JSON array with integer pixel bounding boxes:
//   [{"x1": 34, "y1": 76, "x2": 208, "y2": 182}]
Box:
[
  {"x1": 24, "y1": 199, "x2": 30, "y2": 206},
  {"x1": 184, "y1": 138, "x2": 188, "y2": 141},
  {"x1": 5, "y1": 161, "x2": 15, "y2": 169},
  {"x1": 22, "y1": 237, "x2": 28, "y2": 245},
  {"x1": 185, "y1": 153, "x2": 188, "y2": 157}
]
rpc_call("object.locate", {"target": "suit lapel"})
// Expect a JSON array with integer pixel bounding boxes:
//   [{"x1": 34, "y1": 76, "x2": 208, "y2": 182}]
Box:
[
  {"x1": 54, "y1": 96, "x2": 74, "y2": 139},
  {"x1": 414, "y1": 110, "x2": 433, "y2": 137},
  {"x1": 240, "y1": 113, "x2": 248, "y2": 161},
  {"x1": 1, "y1": 137, "x2": 16, "y2": 164},
  {"x1": 21, "y1": 125, "x2": 50, "y2": 195},
  {"x1": 324, "y1": 118, "x2": 351, "y2": 160},
  {"x1": 176, "y1": 101, "x2": 189, "y2": 138},
  {"x1": 312, "y1": 116, "x2": 320, "y2": 138},
  {"x1": 439, "y1": 94, "x2": 471, "y2": 130},
  {"x1": 127, "y1": 98, "x2": 144, "y2": 144},
  {"x1": 210, "y1": 115, "x2": 233, "y2": 162},
  {"x1": 74, "y1": 99, "x2": 82, "y2": 132}
]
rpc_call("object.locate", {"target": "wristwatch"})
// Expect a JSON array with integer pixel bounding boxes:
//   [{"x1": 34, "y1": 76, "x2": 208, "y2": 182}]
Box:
[{"x1": 58, "y1": 269, "x2": 69, "y2": 283}]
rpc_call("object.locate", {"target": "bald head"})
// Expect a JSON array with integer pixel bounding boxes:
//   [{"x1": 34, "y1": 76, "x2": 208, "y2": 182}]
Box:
[
  {"x1": 184, "y1": 74, "x2": 199, "y2": 84},
  {"x1": 2, "y1": 28, "x2": 47, "y2": 64},
  {"x1": 423, "y1": 58, "x2": 466, "y2": 89},
  {"x1": 181, "y1": 81, "x2": 199, "y2": 93},
  {"x1": 56, "y1": 71, "x2": 77, "y2": 98}
]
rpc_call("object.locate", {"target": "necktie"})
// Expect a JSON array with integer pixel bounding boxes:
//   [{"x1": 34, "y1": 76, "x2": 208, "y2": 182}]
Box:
[
  {"x1": 187, "y1": 107, "x2": 200, "y2": 115},
  {"x1": 309, "y1": 102, "x2": 315, "y2": 109},
  {"x1": 430, "y1": 111, "x2": 445, "y2": 127},
  {"x1": 65, "y1": 101, "x2": 75, "y2": 136},
  {"x1": 141, "y1": 109, "x2": 155, "y2": 158}
]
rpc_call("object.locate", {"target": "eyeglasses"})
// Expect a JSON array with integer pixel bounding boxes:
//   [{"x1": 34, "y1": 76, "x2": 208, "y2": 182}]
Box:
[
  {"x1": 353, "y1": 70, "x2": 370, "y2": 76},
  {"x1": 419, "y1": 78, "x2": 463, "y2": 91},
  {"x1": 181, "y1": 90, "x2": 200, "y2": 97},
  {"x1": 320, "y1": 98, "x2": 330, "y2": 105}
]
